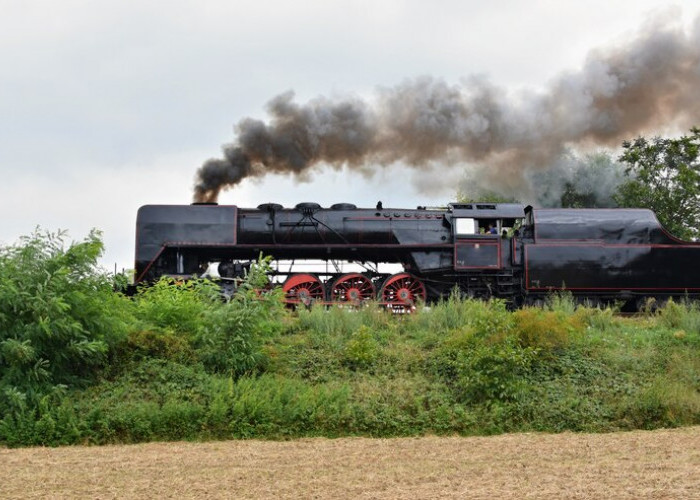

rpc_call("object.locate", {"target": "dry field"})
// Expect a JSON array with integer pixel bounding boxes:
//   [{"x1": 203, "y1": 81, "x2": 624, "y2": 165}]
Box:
[{"x1": 2, "y1": 427, "x2": 699, "y2": 499}]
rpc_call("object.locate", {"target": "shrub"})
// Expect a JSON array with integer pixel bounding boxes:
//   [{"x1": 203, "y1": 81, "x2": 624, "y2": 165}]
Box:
[
  {"x1": 122, "y1": 329, "x2": 196, "y2": 364},
  {"x1": 0, "y1": 229, "x2": 132, "y2": 410},
  {"x1": 131, "y1": 257, "x2": 286, "y2": 378},
  {"x1": 0, "y1": 385, "x2": 81, "y2": 447},
  {"x1": 133, "y1": 277, "x2": 220, "y2": 337},
  {"x1": 658, "y1": 299, "x2": 700, "y2": 335},
  {"x1": 3, "y1": 238, "x2": 700, "y2": 445},
  {"x1": 429, "y1": 332, "x2": 537, "y2": 405},
  {"x1": 192, "y1": 258, "x2": 287, "y2": 377},
  {"x1": 454, "y1": 337, "x2": 537, "y2": 404},
  {"x1": 512, "y1": 308, "x2": 584, "y2": 350},
  {"x1": 195, "y1": 303, "x2": 273, "y2": 376},
  {"x1": 342, "y1": 325, "x2": 380, "y2": 370}
]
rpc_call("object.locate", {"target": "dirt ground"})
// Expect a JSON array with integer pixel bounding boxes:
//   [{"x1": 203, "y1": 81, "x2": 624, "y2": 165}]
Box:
[{"x1": 1, "y1": 427, "x2": 699, "y2": 499}]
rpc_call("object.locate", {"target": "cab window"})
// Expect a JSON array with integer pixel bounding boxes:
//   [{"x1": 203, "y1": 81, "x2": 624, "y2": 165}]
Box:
[{"x1": 455, "y1": 218, "x2": 477, "y2": 235}]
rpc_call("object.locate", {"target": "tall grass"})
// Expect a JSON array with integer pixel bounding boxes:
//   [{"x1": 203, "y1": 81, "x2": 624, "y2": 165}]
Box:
[{"x1": 658, "y1": 299, "x2": 700, "y2": 335}]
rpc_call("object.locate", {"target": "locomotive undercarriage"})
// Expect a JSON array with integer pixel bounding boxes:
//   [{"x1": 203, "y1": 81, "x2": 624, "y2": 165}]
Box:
[
  {"x1": 280, "y1": 270, "x2": 428, "y2": 312},
  {"x1": 146, "y1": 243, "x2": 527, "y2": 310},
  {"x1": 147, "y1": 246, "x2": 693, "y2": 313},
  {"x1": 214, "y1": 256, "x2": 523, "y2": 310},
  {"x1": 420, "y1": 269, "x2": 522, "y2": 308},
  {"x1": 148, "y1": 250, "x2": 428, "y2": 310}
]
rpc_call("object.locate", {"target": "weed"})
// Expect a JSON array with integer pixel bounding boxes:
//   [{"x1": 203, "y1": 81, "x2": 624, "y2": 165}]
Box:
[{"x1": 342, "y1": 325, "x2": 380, "y2": 370}]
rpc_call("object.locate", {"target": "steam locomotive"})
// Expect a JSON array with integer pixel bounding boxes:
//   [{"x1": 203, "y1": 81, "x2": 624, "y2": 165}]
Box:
[{"x1": 134, "y1": 201, "x2": 700, "y2": 309}]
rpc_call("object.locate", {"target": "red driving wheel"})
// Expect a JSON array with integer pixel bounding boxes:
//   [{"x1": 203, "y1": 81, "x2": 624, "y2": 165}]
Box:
[
  {"x1": 282, "y1": 274, "x2": 325, "y2": 306},
  {"x1": 379, "y1": 273, "x2": 426, "y2": 311},
  {"x1": 330, "y1": 273, "x2": 375, "y2": 304}
]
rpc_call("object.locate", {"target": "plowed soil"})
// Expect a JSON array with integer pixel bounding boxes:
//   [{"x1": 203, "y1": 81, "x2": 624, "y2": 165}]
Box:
[{"x1": 2, "y1": 427, "x2": 699, "y2": 499}]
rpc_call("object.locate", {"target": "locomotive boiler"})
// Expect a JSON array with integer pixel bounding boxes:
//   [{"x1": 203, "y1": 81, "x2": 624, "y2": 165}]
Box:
[{"x1": 134, "y1": 201, "x2": 700, "y2": 309}]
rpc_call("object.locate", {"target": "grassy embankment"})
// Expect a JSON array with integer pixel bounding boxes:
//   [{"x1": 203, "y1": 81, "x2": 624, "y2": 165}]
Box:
[{"x1": 1, "y1": 231, "x2": 699, "y2": 447}]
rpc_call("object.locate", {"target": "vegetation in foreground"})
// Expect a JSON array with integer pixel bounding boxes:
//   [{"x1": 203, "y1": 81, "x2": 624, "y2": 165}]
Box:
[{"x1": 0, "y1": 230, "x2": 699, "y2": 448}]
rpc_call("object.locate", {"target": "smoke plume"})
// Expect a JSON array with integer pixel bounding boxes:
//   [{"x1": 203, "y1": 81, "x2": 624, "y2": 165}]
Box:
[
  {"x1": 459, "y1": 150, "x2": 627, "y2": 207},
  {"x1": 194, "y1": 15, "x2": 700, "y2": 203}
]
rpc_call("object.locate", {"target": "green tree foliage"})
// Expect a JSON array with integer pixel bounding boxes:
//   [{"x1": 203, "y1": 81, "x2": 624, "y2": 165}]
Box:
[
  {"x1": 0, "y1": 234, "x2": 290, "y2": 445},
  {"x1": 0, "y1": 230, "x2": 131, "y2": 409},
  {"x1": 615, "y1": 128, "x2": 700, "y2": 240}
]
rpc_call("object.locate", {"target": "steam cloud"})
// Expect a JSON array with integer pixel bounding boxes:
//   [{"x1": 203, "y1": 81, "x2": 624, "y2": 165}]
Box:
[
  {"x1": 459, "y1": 150, "x2": 627, "y2": 207},
  {"x1": 194, "y1": 15, "x2": 700, "y2": 203}
]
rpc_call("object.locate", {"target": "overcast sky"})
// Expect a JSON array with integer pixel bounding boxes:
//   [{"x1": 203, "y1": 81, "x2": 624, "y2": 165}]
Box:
[{"x1": 1, "y1": 0, "x2": 698, "y2": 271}]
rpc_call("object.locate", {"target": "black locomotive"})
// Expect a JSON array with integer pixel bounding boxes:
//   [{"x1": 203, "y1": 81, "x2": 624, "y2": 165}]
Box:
[{"x1": 134, "y1": 202, "x2": 700, "y2": 309}]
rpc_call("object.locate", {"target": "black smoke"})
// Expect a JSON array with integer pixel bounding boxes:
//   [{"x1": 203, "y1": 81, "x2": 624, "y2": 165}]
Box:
[{"x1": 194, "y1": 15, "x2": 700, "y2": 203}]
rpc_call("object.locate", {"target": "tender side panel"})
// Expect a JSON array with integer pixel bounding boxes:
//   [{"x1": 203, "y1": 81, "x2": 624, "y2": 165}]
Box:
[
  {"x1": 525, "y1": 244, "x2": 700, "y2": 290},
  {"x1": 533, "y1": 208, "x2": 673, "y2": 244}
]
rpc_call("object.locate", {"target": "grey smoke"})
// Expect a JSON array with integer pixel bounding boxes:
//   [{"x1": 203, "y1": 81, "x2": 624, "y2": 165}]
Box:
[
  {"x1": 531, "y1": 152, "x2": 627, "y2": 208},
  {"x1": 194, "y1": 15, "x2": 700, "y2": 203},
  {"x1": 459, "y1": 151, "x2": 627, "y2": 207}
]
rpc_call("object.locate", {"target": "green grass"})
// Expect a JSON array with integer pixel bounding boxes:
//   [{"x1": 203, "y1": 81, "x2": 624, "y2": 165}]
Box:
[
  {"x1": 2, "y1": 231, "x2": 697, "y2": 447},
  {"x1": 2, "y1": 289, "x2": 700, "y2": 447}
]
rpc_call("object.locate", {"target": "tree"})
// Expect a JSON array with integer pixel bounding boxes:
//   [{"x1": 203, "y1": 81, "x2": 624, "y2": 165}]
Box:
[
  {"x1": 0, "y1": 230, "x2": 131, "y2": 409},
  {"x1": 614, "y1": 128, "x2": 700, "y2": 241}
]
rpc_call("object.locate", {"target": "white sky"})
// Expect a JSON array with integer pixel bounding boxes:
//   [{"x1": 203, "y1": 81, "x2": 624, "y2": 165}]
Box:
[{"x1": 1, "y1": 0, "x2": 698, "y2": 271}]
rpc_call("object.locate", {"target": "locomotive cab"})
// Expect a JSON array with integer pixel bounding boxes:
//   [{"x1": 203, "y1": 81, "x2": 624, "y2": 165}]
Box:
[
  {"x1": 449, "y1": 203, "x2": 524, "y2": 236},
  {"x1": 448, "y1": 203, "x2": 526, "y2": 301}
]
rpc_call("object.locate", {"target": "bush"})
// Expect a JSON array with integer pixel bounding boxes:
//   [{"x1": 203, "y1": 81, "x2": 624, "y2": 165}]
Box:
[
  {"x1": 428, "y1": 331, "x2": 537, "y2": 405},
  {"x1": 194, "y1": 302, "x2": 275, "y2": 376},
  {"x1": 133, "y1": 277, "x2": 221, "y2": 337},
  {"x1": 658, "y1": 299, "x2": 700, "y2": 335},
  {"x1": 512, "y1": 307, "x2": 584, "y2": 350},
  {"x1": 131, "y1": 257, "x2": 287, "y2": 378},
  {"x1": 3, "y1": 250, "x2": 700, "y2": 446},
  {"x1": 342, "y1": 325, "x2": 380, "y2": 370},
  {"x1": 191, "y1": 258, "x2": 287, "y2": 377},
  {"x1": 0, "y1": 229, "x2": 131, "y2": 411}
]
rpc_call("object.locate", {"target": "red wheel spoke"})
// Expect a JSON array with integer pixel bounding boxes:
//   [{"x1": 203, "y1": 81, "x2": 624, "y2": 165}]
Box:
[
  {"x1": 380, "y1": 273, "x2": 426, "y2": 312},
  {"x1": 331, "y1": 273, "x2": 375, "y2": 303},
  {"x1": 283, "y1": 274, "x2": 325, "y2": 306}
]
